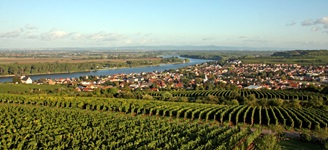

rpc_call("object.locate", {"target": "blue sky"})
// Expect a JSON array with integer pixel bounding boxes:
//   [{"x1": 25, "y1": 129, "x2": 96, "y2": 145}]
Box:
[{"x1": 0, "y1": 0, "x2": 327, "y2": 49}]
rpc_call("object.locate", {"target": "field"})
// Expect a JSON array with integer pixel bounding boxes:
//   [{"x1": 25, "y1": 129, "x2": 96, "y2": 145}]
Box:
[
  {"x1": 279, "y1": 139, "x2": 323, "y2": 150},
  {"x1": 143, "y1": 89, "x2": 328, "y2": 101},
  {"x1": 0, "y1": 94, "x2": 327, "y2": 149},
  {"x1": 0, "y1": 103, "x2": 261, "y2": 149},
  {"x1": 239, "y1": 57, "x2": 328, "y2": 65},
  {"x1": 0, "y1": 57, "x2": 161, "y2": 64},
  {"x1": 239, "y1": 50, "x2": 328, "y2": 65},
  {"x1": 1, "y1": 94, "x2": 327, "y2": 129},
  {"x1": 0, "y1": 84, "x2": 68, "y2": 94}
]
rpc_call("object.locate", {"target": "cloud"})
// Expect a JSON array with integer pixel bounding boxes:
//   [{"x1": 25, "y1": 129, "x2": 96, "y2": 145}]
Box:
[
  {"x1": 86, "y1": 31, "x2": 125, "y2": 41},
  {"x1": 315, "y1": 16, "x2": 328, "y2": 25},
  {"x1": 311, "y1": 27, "x2": 321, "y2": 32},
  {"x1": 301, "y1": 16, "x2": 328, "y2": 33},
  {"x1": 40, "y1": 29, "x2": 69, "y2": 40},
  {"x1": 301, "y1": 19, "x2": 314, "y2": 26},
  {"x1": 243, "y1": 36, "x2": 267, "y2": 43},
  {"x1": 286, "y1": 21, "x2": 296, "y2": 26},
  {"x1": 25, "y1": 34, "x2": 39, "y2": 39},
  {"x1": 202, "y1": 37, "x2": 215, "y2": 41},
  {"x1": 134, "y1": 32, "x2": 152, "y2": 37},
  {"x1": 1, "y1": 25, "x2": 128, "y2": 44},
  {"x1": 144, "y1": 33, "x2": 152, "y2": 36},
  {"x1": 238, "y1": 36, "x2": 247, "y2": 39},
  {"x1": 39, "y1": 29, "x2": 126, "y2": 42},
  {"x1": 0, "y1": 29, "x2": 24, "y2": 38},
  {"x1": 67, "y1": 32, "x2": 84, "y2": 40},
  {"x1": 25, "y1": 24, "x2": 38, "y2": 30}
]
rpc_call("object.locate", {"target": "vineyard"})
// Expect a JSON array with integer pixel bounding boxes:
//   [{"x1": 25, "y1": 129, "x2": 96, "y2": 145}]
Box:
[
  {"x1": 1, "y1": 94, "x2": 327, "y2": 130},
  {"x1": 142, "y1": 89, "x2": 328, "y2": 101},
  {"x1": 0, "y1": 104, "x2": 262, "y2": 149}
]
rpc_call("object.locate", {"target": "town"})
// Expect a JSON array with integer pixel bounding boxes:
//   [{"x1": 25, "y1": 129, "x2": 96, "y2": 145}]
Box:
[{"x1": 17, "y1": 60, "x2": 328, "y2": 93}]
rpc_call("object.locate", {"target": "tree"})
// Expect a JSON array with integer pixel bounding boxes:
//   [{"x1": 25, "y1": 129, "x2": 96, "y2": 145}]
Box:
[
  {"x1": 108, "y1": 87, "x2": 119, "y2": 96},
  {"x1": 12, "y1": 76, "x2": 21, "y2": 83},
  {"x1": 230, "y1": 99, "x2": 239, "y2": 105},
  {"x1": 289, "y1": 99, "x2": 301, "y2": 109},
  {"x1": 228, "y1": 91, "x2": 240, "y2": 100},
  {"x1": 142, "y1": 94, "x2": 154, "y2": 100},
  {"x1": 300, "y1": 133, "x2": 311, "y2": 142},
  {"x1": 205, "y1": 95, "x2": 218, "y2": 103},
  {"x1": 308, "y1": 96, "x2": 323, "y2": 108},
  {"x1": 246, "y1": 94, "x2": 257, "y2": 107},
  {"x1": 268, "y1": 98, "x2": 284, "y2": 107},
  {"x1": 281, "y1": 75, "x2": 287, "y2": 81},
  {"x1": 321, "y1": 86, "x2": 328, "y2": 94},
  {"x1": 92, "y1": 88, "x2": 101, "y2": 96},
  {"x1": 306, "y1": 84, "x2": 319, "y2": 92},
  {"x1": 161, "y1": 92, "x2": 173, "y2": 101},
  {"x1": 254, "y1": 134, "x2": 281, "y2": 150}
]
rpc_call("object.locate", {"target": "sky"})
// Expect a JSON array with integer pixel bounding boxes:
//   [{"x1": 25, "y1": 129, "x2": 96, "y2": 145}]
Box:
[{"x1": 0, "y1": 0, "x2": 327, "y2": 49}]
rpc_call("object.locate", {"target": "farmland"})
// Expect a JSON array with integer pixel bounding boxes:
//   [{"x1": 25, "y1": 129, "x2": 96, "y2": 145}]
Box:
[
  {"x1": 0, "y1": 104, "x2": 261, "y2": 149},
  {"x1": 0, "y1": 94, "x2": 327, "y2": 149},
  {"x1": 142, "y1": 89, "x2": 328, "y2": 102},
  {"x1": 239, "y1": 50, "x2": 328, "y2": 65},
  {"x1": 0, "y1": 94, "x2": 327, "y2": 130},
  {"x1": 0, "y1": 57, "x2": 161, "y2": 64},
  {"x1": 0, "y1": 50, "x2": 189, "y2": 76}
]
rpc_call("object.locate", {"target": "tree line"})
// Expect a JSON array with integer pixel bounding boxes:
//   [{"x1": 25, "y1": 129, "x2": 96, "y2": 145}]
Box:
[{"x1": 0, "y1": 57, "x2": 186, "y2": 76}]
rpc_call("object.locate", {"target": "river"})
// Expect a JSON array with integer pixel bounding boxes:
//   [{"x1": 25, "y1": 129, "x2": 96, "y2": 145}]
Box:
[{"x1": 0, "y1": 56, "x2": 213, "y2": 83}]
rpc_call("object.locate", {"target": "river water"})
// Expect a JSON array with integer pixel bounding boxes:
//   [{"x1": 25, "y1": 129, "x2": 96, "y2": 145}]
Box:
[{"x1": 0, "y1": 56, "x2": 213, "y2": 82}]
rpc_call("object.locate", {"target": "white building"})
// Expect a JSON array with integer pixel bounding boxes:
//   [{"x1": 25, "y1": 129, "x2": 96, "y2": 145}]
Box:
[{"x1": 20, "y1": 76, "x2": 33, "y2": 84}]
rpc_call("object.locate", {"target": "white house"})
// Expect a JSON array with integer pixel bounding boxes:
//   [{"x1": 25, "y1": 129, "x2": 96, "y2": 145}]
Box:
[{"x1": 20, "y1": 76, "x2": 33, "y2": 84}]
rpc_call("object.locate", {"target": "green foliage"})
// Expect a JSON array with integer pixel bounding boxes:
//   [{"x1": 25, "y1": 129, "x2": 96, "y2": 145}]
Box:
[
  {"x1": 240, "y1": 50, "x2": 328, "y2": 65},
  {"x1": 254, "y1": 134, "x2": 281, "y2": 150},
  {"x1": 160, "y1": 56, "x2": 186, "y2": 63},
  {"x1": 0, "y1": 104, "x2": 260, "y2": 149},
  {"x1": 245, "y1": 94, "x2": 257, "y2": 107},
  {"x1": 308, "y1": 96, "x2": 324, "y2": 108},
  {"x1": 230, "y1": 99, "x2": 240, "y2": 106},
  {"x1": 142, "y1": 94, "x2": 153, "y2": 100},
  {"x1": 0, "y1": 83, "x2": 69, "y2": 94},
  {"x1": 289, "y1": 99, "x2": 302, "y2": 109},
  {"x1": 268, "y1": 99, "x2": 284, "y2": 107},
  {"x1": 0, "y1": 57, "x2": 186, "y2": 76},
  {"x1": 321, "y1": 86, "x2": 328, "y2": 95},
  {"x1": 0, "y1": 94, "x2": 327, "y2": 130},
  {"x1": 300, "y1": 133, "x2": 312, "y2": 142},
  {"x1": 161, "y1": 92, "x2": 173, "y2": 101},
  {"x1": 12, "y1": 76, "x2": 21, "y2": 83},
  {"x1": 117, "y1": 91, "x2": 135, "y2": 99}
]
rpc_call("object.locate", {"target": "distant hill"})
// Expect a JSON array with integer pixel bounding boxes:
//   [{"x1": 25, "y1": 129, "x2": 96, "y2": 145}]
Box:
[
  {"x1": 0, "y1": 45, "x2": 286, "y2": 51},
  {"x1": 271, "y1": 50, "x2": 328, "y2": 57}
]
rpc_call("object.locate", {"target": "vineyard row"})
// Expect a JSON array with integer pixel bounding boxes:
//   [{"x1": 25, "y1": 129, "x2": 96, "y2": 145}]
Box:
[{"x1": 0, "y1": 94, "x2": 327, "y2": 130}]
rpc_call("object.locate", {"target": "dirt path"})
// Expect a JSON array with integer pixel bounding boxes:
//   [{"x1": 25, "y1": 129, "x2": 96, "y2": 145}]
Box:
[{"x1": 249, "y1": 128, "x2": 301, "y2": 139}]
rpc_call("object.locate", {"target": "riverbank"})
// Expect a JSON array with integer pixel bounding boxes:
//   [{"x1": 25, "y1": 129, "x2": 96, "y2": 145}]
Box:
[
  {"x1": 0, "y1": 63, "x2": 183, "y2": 78},
  {"x1": 0, "y1": 58, "x2": 189, "y2": 78},
  {"x1": 0, "y1": 70, "x2": 91, "y2": 78},
  {"x1": 0, "y1": 56, "x2": 210, "y2": 82}
]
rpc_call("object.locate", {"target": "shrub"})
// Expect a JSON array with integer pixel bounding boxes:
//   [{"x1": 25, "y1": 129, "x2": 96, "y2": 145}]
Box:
[
  {"x1": 300, "y1": 133, "x2": 311, "y2": 142},
  {"x1": 231, "y1": 99, "x2": 239, "y2": 105},
  {"x1": 254, "y1": 134, "x2": 281, "y2": 150},
  {"x1": 161, "y1": 92, "x2": 173, "y2": 101},
  {"x1": 142, "y1": 94, "x2": 153, "y2": 100}
]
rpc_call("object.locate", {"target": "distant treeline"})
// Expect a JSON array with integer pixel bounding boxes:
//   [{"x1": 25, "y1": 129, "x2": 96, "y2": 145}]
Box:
[
  {"x1": 272, "y1": 50, "x2": 328, "y2": 57},
  {"x1": 0, "y1": 57, "x2": 185, "y2": 76},
  {"x1": 180, "y1": 54, "x2": 222, "y2": 60}
]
